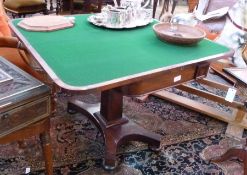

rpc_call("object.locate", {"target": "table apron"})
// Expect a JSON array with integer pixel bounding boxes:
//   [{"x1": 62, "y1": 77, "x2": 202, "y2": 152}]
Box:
[{"x1": 121, "y1": 62, "x2": 210, "y2": 96}]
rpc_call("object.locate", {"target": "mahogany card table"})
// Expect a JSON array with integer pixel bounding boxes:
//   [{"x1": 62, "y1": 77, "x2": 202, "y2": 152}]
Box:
[{"x1": 10, "y1": 15, "x2": 233, "y2": 170}]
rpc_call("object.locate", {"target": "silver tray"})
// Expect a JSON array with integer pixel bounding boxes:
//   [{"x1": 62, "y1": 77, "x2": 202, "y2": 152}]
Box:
[{"x1": 87, "y1": 14, "x2": 153, "y2": 29}]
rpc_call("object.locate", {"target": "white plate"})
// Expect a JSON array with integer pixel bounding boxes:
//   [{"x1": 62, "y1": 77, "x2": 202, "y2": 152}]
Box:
[{"x1": 87, "y1": 14, "x2": 153, "y2": 29}]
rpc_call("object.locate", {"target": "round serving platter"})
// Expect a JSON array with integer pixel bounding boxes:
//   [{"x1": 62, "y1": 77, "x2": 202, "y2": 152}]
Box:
[{"x1": 87, "y1": 14, "x2": 153, "y2": 29}]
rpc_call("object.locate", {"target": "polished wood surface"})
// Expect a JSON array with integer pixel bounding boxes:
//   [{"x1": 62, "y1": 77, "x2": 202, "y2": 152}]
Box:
[{"x1": 122, "y1": 62, "x2": 210, "y2": 96}]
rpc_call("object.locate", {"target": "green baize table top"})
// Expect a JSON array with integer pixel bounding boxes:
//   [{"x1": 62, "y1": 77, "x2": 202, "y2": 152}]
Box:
[{"x1": 12, "y1": 15, "x2": 230, "y2": 89}]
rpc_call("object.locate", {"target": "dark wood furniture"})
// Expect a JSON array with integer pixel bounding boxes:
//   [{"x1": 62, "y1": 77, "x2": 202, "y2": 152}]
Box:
[
  {"x1": 65, "y1": 0, "x2": 158, "y2": 18},
  {"x1": 57, "y1": 0, "x2": 103, "y2": 14},
  {"x1": 3, "y1": 0, "x2": 48, "y2": 18},
  {"x1": 68, "y1": 0, "x2": 102, "y2": 14},
  {"x1": 10, "y1": 15, "x2": 233, "y2": 170},
  {"x1": 0, "y1": 57, "x2": 53, "y2": 175}
]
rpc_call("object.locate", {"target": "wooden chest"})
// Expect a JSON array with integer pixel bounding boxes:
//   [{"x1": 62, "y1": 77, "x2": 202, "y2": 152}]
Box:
[{"x1": 0, "y1": 57, "x2": 51, "y2": 138}]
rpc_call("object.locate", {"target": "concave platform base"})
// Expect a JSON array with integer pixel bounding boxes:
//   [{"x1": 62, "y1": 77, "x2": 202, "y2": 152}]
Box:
[{"x1": 67, "y1": 94, "x2": 161, "y2": 170}]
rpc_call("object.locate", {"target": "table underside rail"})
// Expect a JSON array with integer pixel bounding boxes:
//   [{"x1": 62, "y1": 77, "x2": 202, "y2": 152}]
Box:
[{"x1": 121, "y1": 62, "x2": 210, "y2": 96}]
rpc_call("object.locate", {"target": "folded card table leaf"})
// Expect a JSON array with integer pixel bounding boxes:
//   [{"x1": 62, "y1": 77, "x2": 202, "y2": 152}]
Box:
[{"x1": 10, "y1": 14, "x2": 234, "y2": 170}]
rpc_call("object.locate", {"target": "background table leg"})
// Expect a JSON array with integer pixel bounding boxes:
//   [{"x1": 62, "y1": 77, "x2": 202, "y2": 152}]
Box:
[{"x1": 40, "y1": 131, "x2": 53, "y2": 175}]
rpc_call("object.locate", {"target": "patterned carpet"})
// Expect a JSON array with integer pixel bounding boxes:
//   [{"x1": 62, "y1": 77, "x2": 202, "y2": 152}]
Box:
[{"x1": 0, "y1": 79, "x2": 245, "y2": 174}]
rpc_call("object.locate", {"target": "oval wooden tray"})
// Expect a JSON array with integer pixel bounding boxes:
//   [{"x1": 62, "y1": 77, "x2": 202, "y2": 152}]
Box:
[{"x1": 153, "y1": 23, "x2": 206, "y2": 45}]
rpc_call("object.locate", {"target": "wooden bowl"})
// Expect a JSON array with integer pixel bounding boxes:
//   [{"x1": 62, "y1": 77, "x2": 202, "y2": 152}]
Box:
[{"x1": 153, "y1": 23, "x2": 206, "y2": 45}]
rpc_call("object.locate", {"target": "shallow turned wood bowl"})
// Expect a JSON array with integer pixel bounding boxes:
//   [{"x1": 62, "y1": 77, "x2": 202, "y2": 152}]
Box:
[{"x1": 153, "y1": 23, "x2": 206, "y2": 45}]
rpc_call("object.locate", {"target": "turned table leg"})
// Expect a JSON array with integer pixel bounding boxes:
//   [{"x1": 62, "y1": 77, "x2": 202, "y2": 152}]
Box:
[{"x1": 40, "y1": 131, "x2": 53, "y2": 175}]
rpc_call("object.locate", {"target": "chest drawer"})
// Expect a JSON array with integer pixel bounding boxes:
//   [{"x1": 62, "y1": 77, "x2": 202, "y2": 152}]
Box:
[{"x1": 0, "y1": 96, "x2": 50, "y2": 138}]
